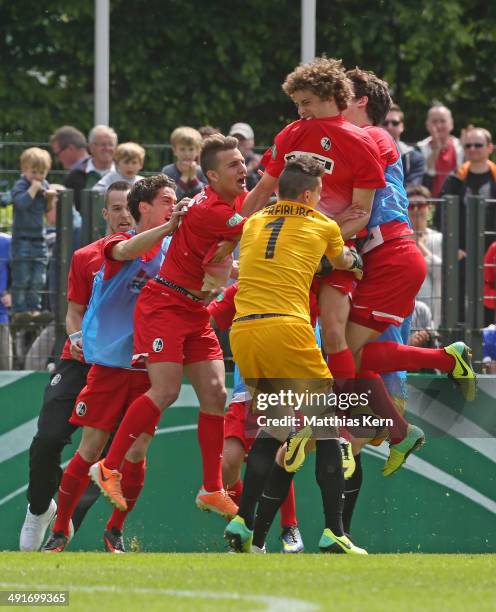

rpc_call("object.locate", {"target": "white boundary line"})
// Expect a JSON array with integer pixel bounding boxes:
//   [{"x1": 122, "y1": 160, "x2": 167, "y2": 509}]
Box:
[{"x1": 0, "y1": 583, "x2": 318, "y2": 611}]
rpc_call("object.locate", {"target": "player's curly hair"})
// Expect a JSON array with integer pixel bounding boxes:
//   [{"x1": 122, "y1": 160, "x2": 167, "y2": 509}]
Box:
[
  {"x1": 127, "y1": 174, "x2": 176, "y2": 222},
  {"x1": 282, "y1": 57, "x2": 352, "y2": 110},
  {"x1": 346, "y1": 68, "x2": 392, "y2": 126},
  {"x1": 279, "y1": 155, "x2": 324, "y2": 200}
]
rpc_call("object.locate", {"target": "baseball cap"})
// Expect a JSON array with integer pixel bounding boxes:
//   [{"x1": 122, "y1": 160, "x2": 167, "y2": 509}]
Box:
[{"x1": 229, "y1": 122, "x2": 255, "y2": 140}]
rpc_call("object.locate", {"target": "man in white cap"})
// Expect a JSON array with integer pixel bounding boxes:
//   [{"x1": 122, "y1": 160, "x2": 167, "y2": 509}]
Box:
[{"x1": 229, "y1": 123, "x2": 261, "y2": 190}]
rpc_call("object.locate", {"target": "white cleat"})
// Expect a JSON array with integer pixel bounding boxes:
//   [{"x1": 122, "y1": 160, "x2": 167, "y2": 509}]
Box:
[{"x1": 20, "y1": 499, "x2": 57, "y2": 551}]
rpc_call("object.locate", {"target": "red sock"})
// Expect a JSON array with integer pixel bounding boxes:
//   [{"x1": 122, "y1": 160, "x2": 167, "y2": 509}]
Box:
[
  {"x1": 198, "y1": 412, "x2": 224, "y2": 492},
  {"x1": 357, "y1": 370, "x2": 408, "y2": 442},
  {"x1": 104, "y1": 395, "x2": 161, "y2": 471},
  {"x1": 106, "y1": 459, "x2": 146, "y2": 532},
  {"x1": 361, "y1": 342, "x2": 454, "y2": 373},
  {"x1": 279, "y1": 481, "x2": 297, "y2": 528},
  {"x1": 227, "y1": 479, "x2": 243, "y2": 506},
  {"x1": 53, "y1": 452, "x2": 92, "y2": 536},
  {"x1": 327, "y1": 348, "x2": 356, "y2": 379}
]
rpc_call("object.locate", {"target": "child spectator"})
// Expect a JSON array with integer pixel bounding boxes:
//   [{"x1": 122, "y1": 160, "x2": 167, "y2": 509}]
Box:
[
  {"x1": 93, "y1": 142, "x2": 145, "y2": 193},
  {"x1": 11, "y1": 148, "x2": 56, "y2": 325},
  {"x1": 161, "y1": 126, "x2": 206, "y2": 199}
]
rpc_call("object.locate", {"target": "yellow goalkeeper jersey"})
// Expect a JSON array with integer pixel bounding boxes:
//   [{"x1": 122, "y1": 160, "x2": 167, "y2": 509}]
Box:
[{"x1": 234, "y1": 200, "x2": 344, "y2": 323}]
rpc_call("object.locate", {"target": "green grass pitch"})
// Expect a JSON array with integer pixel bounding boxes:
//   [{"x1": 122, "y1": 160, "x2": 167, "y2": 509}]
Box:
[{"x1": 0, "y1": 553, "x2": 494, "y2": 611}]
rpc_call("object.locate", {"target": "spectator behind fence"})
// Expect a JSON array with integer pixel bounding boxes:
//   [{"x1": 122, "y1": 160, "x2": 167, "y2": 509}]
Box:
[
  {"x1": 93, "y1": 142, "x2": 145, "y2": 193},
  {"x1": 198, "y1": 125, "x2": 221, "y2": 140},
  {"x1": 161, "y1": 126, "x2": 207, "y2": 199},
  {"x1": 409, "y1": 299, "x2": 439, "y2": 349},
  {"x1": 483, "y1": 240, "x2": 496, "y2": 325},
  {"x1": 417, "y1": 104, "x2": 464, "y2": 198},
  {"x1": 407, "y1": 185, "x2": 442, "y2": 329},
  {"x1": 10, "y1": 148, "x2": 57, "y2": 326},
  {"x1": 0, "y1": 231, "x2": 13, "y2": 369},
  {"x1": 482, "y1": 324, "x2": 496, "y2": 373},
  {"x1": 49, "y1": 125, "x2": 89, "y2": 172},
  {"x1": 439, "y1": 127, "x2": 496, "y2": 250},
  {"x1": 382, "y1": 104, "x2": 425, "y2": 186},
  {"x1": 229, "y1": 122, "x2": 261, "y2": 190},
  {"x1": 62, "y1": 125, "x2": 118, "y2": 211}
]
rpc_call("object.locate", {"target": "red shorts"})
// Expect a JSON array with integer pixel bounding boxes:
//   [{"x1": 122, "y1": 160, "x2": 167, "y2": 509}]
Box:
[
  {"x1": 70, "y1": 365, "x2": 153, "y2": 434},
  {"x1": 349, "y1": 238, "x2": 427, "y2": 332},
  {"x1": 321, "y1": 269, "x2": 357, "y2": 295},
  {"x1": 133, "y1": 280, "x2": 223, "y2": 365},
  {"x1": 224, "y1": 400, "x2": 258, "y2": 453}
]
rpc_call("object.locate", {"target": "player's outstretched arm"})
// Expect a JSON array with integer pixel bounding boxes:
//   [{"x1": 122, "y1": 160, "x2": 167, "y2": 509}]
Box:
[
  {"x1": 111, "y1": 205, "x2": 187, "y2": 261},
  {"x1": 241, "y1": 172, "x2": 278, "y2": 217},
  {"x1": 338, "y1": 188, "x2": 375, "y2": 240}
]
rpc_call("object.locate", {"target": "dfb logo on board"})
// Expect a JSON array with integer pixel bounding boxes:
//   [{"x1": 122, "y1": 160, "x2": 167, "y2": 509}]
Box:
[{"x1": 153, "y1": 338, "x2": 164, "y2": 352}]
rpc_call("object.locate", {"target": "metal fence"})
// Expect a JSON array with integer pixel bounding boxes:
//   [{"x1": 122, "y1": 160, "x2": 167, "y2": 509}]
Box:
[{"x1": 0, "y1": 188, "x2": 494, "y2": 371}]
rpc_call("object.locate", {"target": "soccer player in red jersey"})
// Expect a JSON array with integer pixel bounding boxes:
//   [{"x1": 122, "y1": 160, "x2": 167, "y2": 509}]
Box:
[
  {"x1": 90, "y1": 135, "x2": 247, "y2": 519},
  {"x1": 242, "y1": 57, "x2": 385, "y2": 383},
  {"x1": 341, "y1": 68, "x2": 475, "y2": 474},
  {"x1": 19, "y1": 182, "x2": 135, "y2": 552},
  {"x1": 42, "y1": 176, "x2": 183, "y2": 553}
]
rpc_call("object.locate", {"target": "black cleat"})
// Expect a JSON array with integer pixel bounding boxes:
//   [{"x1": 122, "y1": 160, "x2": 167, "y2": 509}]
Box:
[
  {"x1": 104, "y1": 528, "x2": 125, "y2": 553},
  {"x1": 41, "y1": 531, "x2": 69, "y2": 553}
]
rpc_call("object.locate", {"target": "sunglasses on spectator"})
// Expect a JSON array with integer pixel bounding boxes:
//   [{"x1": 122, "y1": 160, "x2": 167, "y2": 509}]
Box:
[
  {"x1": 382, "y1": 120, "x2": 401, "y2": 127},
  {"x1": 52, "y1": 144, "x2": 69, "y2": 156},
  {"x1": 464, "y1": 142, "x2": 485, "y2": 149}
]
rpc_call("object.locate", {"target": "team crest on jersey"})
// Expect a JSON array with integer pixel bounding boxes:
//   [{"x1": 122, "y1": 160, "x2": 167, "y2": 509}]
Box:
[
  {"x1": 320, "y1": 137, "x2": 331, "y2": 151},
  {"x1": 227, "y1": 213, "x2": 244, "y2": 227},
  {"x1": 75, "y1": 401, "x2": 87, "y2": 417},
  {"x1": 284, "y1": 151, "x2": 334, "y2": 174},
  {"x1": 153, "y1": 338, "x2": 164, "y2": 352},
  {"x1": 50, "y1": 373, "x2": 62, "y2": 386},
  {"x1": 128, "y1": 269, "x2": 151, "y2": 294}
]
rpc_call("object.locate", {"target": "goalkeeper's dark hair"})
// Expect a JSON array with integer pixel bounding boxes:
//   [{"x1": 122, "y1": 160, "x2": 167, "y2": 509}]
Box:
[
  {"x1": 127, "y1": 174, "x2": 176, "y2": 222},
  {"x1": 346, "y1": 67, "x2": 392, "y2": 126},
  {"x1": 278, "y1": 155, "x2": 324, "y2": 200}
]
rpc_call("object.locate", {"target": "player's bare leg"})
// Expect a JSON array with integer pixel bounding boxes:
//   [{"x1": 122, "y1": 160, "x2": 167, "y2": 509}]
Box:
[
  {"x1": 222, "y1": 436, "x2": 245, "y2": 505},
  {"x1": 186, "y1": 359, "x2": 237, "y2": 518}
]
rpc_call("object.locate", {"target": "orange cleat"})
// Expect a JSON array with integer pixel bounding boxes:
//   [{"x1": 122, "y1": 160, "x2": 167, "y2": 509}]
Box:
[
  {"x1": 195, "y1": 488, "x2": 238, "y2": 519},
  {"x1": 89, "y1": 460, "x2": 127, "y2": 511}
]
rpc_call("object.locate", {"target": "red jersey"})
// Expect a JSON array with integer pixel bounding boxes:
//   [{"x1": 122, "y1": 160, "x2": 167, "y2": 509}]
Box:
[
  {"x1": 262, "y1": 115, "x2": 385, "y2": 217},
  {"x1": 102, "y1": 232, "x2": 161, "y2": 279},
  {"x1": 60, "y1": 237, "x2": 106, "y2": 361},
  {"x1": 363, "y1": 125, "x2": 399, "y2": 169},
  {"x1": 159, "y1": 185, "x2": 246, "y2": 290}
]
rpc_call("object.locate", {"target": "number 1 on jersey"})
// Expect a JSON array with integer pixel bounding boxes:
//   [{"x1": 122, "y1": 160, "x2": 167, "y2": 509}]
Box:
[{"x1": 264, "y1": 217, "x2": 285, "y2": 259}]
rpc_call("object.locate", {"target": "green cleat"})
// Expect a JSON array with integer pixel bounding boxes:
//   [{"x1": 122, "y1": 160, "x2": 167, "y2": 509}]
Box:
[
  {"x1": 224, "y1": 515, "x2": 253, "y2": 553},
  {"x1": 319, "y1": 528, "x2": 368, "y2": 555},
  {"x1": 382, "y1": 424, "x2": 425, "y2": 477},
  {"x1": 284, "y1": 425, "x2": 312, "y2": 473},
  {"x1": 445, "y1": 342, "x2": 477, "y2": 402}
]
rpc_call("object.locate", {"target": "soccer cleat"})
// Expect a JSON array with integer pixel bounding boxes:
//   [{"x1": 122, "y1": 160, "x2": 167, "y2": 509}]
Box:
[
  {"x1": 319, "y1": 528, "x2": 368, "y2": 555},
  {"x1": 445, "y1": 342, "x2": 477, "y2": 401},
  {"x1": 280, "y1": 525, "x2": 304, "y2": 553},
  {"x1": 339, "y1": 439, "x2": 356, "y2": 480},
  {"x1": 382, "y1": 424, "x2": 425, "y2": 477},
  {"x1": 104, "y1": 528, "x2": 125, "y2": 553},
  {"x1": 224, "y1": 515, "x2": 253, "y2": 553},
  {"x1": 89, "y1": 461, "x2": 127, "y2": 511},
  {"x1": 20, "y1": 499, "x2": 57, "y2": 551},
  {"x1": 251, "y1": 544, "x2": 267, "y2": 553},
  {"x1": 195, "y1": 488, "x2": 238, "y2": 519},
  {"x1": 284, "y1": 425, "x2": 312, "y2": 473},
  {"x1": 41, "y1": 531, "x2": 71, "y2": 553}
]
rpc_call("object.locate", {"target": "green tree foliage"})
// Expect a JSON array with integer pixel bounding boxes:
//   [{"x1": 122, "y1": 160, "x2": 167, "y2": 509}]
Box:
[{"x1": 0, "y1": 0, "x2": 495, "y2": 150}]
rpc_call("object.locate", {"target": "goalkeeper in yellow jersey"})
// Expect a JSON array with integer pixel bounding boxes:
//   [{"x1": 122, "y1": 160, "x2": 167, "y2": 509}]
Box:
[{"x1": 225, "y1": 155, "x2": 367, "y2": 554}]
